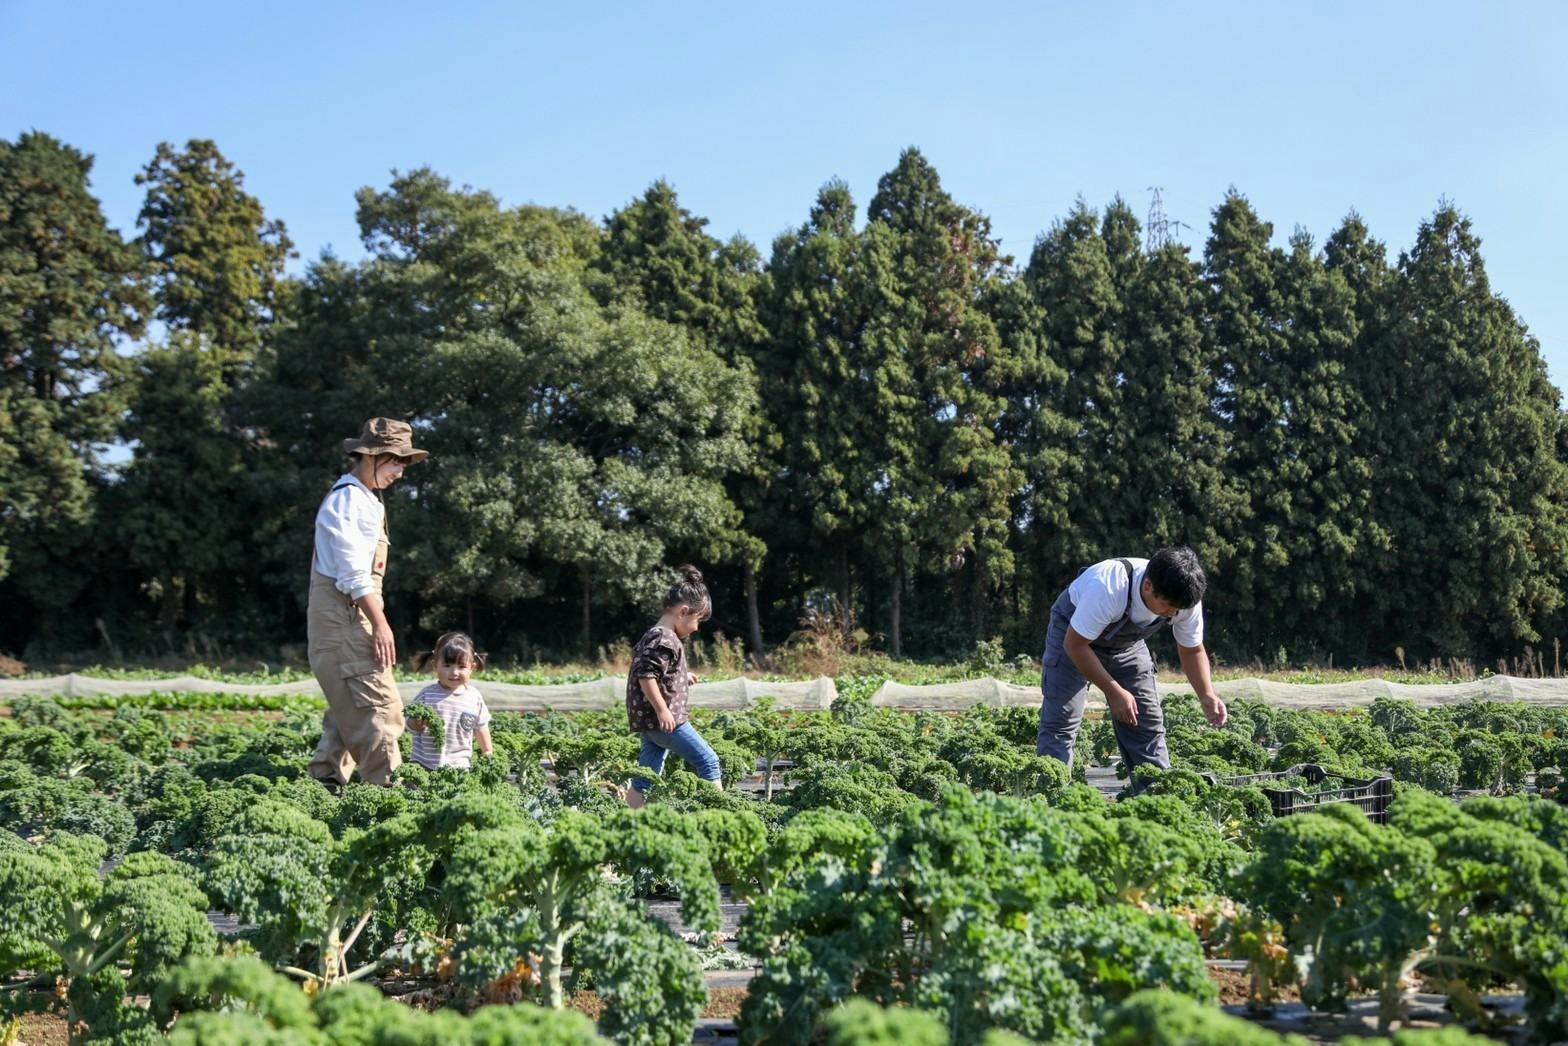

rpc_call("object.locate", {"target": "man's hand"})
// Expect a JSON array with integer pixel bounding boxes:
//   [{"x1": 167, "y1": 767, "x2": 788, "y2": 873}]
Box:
[
  {"x1": 1201, "y1": 693, "x2": 1228, "y2": 728},
  {"x1": 656, "y1": 708, "x2": 677, "y2": 733},
  {"x1": 1106, "y1": 685, "x2": 1140, "y2": 726},
  {"x1": 371, "y1": 622, "x2": 396, "y2": 670},
  {"x1": 407, "y1": 718, "x2": 425, "y2": 733}
]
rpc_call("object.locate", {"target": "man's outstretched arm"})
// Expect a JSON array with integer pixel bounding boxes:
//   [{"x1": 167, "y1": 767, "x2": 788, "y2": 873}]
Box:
[{"x1": 1177, "y1": 642, "x2": 1227, "y2": 727}]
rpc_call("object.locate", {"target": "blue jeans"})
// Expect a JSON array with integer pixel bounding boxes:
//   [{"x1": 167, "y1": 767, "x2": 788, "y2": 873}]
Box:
[{"x1": 630, "y1": 722, "x2": 722, "y2": 793}]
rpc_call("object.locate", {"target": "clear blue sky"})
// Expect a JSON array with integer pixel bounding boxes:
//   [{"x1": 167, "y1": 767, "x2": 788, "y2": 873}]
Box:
[{"x1": 5, "y1": 1, "x2": 1566, "y2": 385}]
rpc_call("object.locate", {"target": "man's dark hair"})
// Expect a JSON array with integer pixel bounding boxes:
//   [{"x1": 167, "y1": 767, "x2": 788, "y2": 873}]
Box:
[{"x1": 1146, "y1": 546, "x2": 1206, "y2": 609}]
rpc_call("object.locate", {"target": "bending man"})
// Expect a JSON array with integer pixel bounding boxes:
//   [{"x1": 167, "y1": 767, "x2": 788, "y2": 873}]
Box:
[{"x1": 1037, "y1": 546, "x2": 1226, "y2": 779}]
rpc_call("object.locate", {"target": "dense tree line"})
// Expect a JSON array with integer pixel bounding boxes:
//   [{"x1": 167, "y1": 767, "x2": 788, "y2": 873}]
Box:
[{"x1": 2, "y1": 131, "x2": 1565, "y2": 666}]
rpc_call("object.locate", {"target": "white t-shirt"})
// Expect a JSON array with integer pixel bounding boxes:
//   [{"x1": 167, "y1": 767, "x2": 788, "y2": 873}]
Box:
[
  {"x1": 407, "y1": 682, "x2": 491, "y2": 769},
  {"x1": 312, "y1": 474, "x2": 385, "y2": 600},
  {"x1": 1067, "y1": 557, "x2": 1204, "y2": 648}
]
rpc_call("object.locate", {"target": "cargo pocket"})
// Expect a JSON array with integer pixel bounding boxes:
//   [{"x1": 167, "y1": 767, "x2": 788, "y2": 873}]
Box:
[{"x1": 340, "y1": 659, "x2": 396, "y2": 709}]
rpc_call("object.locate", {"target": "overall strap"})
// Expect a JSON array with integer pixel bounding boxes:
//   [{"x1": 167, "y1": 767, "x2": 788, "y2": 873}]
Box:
[
  {"x1": 330, "y1": 479, "x2": 354, "y2": 493},
  {"x1": 1116, "y1": 558, "x2": 1136, "y2": 618}
]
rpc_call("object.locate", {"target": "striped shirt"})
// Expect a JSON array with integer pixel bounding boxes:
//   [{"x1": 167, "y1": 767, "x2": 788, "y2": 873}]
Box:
[{"x1": 407, "y1": 682, "x2": 491, "y2": 769}]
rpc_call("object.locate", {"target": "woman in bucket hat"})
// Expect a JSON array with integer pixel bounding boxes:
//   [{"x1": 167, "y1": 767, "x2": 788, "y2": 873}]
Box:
[{"x1": 306, "y1": 418, "x2": 428, "y2": 786}]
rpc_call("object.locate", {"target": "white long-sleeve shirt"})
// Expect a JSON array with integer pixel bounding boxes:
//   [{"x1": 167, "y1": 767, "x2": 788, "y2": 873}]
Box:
[{"x1": 312, "y1": 474, "x2": 385, "y2": 600}]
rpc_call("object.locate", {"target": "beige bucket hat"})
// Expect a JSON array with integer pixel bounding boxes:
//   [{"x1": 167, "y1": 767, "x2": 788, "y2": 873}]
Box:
[{"x1": 342, "y1": 417, "x2": 429, "y2": 462}]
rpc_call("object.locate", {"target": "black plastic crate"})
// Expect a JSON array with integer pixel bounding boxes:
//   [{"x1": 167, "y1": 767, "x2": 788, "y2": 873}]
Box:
[{"x1": 1207, "y1": 763, "x2": 1395, "y2": 824}]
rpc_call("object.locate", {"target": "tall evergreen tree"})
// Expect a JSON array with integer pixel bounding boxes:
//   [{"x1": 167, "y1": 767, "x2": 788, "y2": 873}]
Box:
[
  {"x1": 1324, "y1": 211, "x2": 1393, "y2": 359},
  {"x1": 1116, "y1": 241, "x2": 1245, "y2": 598},
  {"x1": 759, "y1": 181, "x2": 873, "y2": 632},
  {"x1": 1362, "y1": 205, "x2": 1568, "y2": 656},
  {"x1": 860, "y1": 149, "x2": 1018, "y2": 651},
  {"x1": 599, "y1": 181, "x2": 771, "y2": 654},
  {"x1": 135, "y1": 140, "x2": 294, "y2": 361},
  {"x1": 0, "y1": 132, "x2": 146, "y2": 647},
  {"x1": 986, "y1": 266, "x2": 1070, "y2": 645},
  {"x1": 598, "y1": 179, "x2": 766, "y2": 354},
  {"x1": 1203, "y1": 190, "x2": 1290, "y2": 651},
  {"x1": 1268, "y1": 230, "x2": 1370, "y2": 655},
  {"x1": 1018, "y1": 200, "x2": 1126, "y2": 583},
  {"x1": 1324, "y1": 212, "x2": 1398, "y2": 650},
  {"x1": 112, "y1": 140, "x2": 296, "y2": 644}
]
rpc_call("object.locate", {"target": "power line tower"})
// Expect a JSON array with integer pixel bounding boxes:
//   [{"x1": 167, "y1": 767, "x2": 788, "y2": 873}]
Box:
[{"x1": 1144, "y1": 186, "x2": 1189, "y2": 253}]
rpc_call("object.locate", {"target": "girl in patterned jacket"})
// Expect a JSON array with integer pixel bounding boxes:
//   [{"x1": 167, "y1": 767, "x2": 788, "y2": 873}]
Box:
[{"x1": 625, "y1": 565, "x2": 722, "y2": 807}]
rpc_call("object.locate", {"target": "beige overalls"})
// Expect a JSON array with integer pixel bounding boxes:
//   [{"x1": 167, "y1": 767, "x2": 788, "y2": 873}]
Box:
[{"x1": 306, "y1": 494, "x2": 403, "y2": 786}]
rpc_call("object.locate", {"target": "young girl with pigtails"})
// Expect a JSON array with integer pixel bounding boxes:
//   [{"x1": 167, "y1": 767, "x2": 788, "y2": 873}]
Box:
[
  {"x1": 405, "y1": 631, "x2": 493, "y2": 771},
  {"x1": 624, "y1": 565, "x2": 723, "y2": 807}
]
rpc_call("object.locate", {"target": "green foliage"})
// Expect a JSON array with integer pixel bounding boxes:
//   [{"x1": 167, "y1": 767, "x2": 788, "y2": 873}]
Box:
[
  {"x1": 857, "y1": 149, "x2": 1018, "y2": 654},
  {"x1": 756, "y1": 807, "x2": 877, "y2": 894},
  {"x1": 199, "y1": 800, "x2": 427, "y2": 987},
  {"x1": 0, "y1": 833, "x2": 217, "y2": 1039},
  {"x1": 403, "y1": 702, "x2": 445, "y2": 752},
  {"x1": 0, "y1": 757, "x2": 137, "y2": 857},
  {"x1": 1391, "y1": 746, "x2": 1459, "y2": 794},
  {"x1": 1066, "y1": 794, "x2": 1240, "y2": 905},
  {"x1": 1387, "y1": 788, "x2": 1568, "y2": 1038},
  {"x1": 738, "y1": 788, "x2": 1210, "y2": 1044},
  {"x1": 108, "y1": 139, "x2": 297, "y2": 647},
  {"x1": 0, "y1": 131, "x2": 146, "y2": 616},
  {"x1": 441, "y1": 800, "x2": 719, "y2": 1043},
  {"x1": 255, "y1": 167, "x2": 759, "y2": 644},
  {"x1": 818, "y1": 999, "x2": 948, "y2": 1046},
  {"x1": 1240, "y1": 805, "x2": 1440, "y2": 1028},
  {"x1": 779, "y1": 762, "x2": 920, "y2": 823},
  {"x1": 151, "y1": 955, "x2": 607, "y2": 1044},
  {"x1": 1100, "y1": 989, "x2": 1306, "y2": 1046},
  {"x1": 1359, "y1": 205, "x2": 1568, "y2": 657}
]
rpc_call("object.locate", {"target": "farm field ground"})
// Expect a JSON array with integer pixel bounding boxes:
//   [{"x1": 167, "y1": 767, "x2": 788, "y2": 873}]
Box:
[{"x1": 3, "y1": 672, "x2": 1566, "y2": 1045}]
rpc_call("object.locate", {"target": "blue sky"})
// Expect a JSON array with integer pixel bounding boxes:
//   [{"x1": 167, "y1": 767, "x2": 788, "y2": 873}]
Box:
[{"x1": 5, "y1": 1, "x2": 1566, "y2": 384}]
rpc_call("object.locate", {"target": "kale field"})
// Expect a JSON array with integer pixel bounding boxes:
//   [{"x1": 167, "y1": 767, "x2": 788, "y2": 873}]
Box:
[{"x1": 3, "y1": 681, "x2": 1567, "y2": 1045}]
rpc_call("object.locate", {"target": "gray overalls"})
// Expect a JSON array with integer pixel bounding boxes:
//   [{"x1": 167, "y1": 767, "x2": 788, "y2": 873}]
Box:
[{"x1": 1037, "y1": 558, "x2": 1171, "y2": 774}]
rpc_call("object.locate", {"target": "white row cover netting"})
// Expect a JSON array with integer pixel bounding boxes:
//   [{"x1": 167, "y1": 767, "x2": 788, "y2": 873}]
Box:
[
  {"x1": 4, "y1": 673, "x2": 1568, "y2": 712},
  {"x1": 869, "y1": 675, "x2": 1568, "y2": 711},
  {"x1": 0, "y1": 673, "x2": 839, "y2": 712}
]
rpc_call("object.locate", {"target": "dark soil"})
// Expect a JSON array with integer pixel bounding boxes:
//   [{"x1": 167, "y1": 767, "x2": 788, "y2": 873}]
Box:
[
  {"x1": 566, "y1": 986, "x2": 748, "y2": 1021},
  {"x1": 8, "y1": 1011, "x2": 71, "y2": 1046}
]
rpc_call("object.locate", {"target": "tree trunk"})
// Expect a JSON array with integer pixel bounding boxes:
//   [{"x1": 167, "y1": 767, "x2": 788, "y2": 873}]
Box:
[
  {"x1": 971, "y1": 549, "x2": 986, "y2": 641},
  {"x1": 159, "y1": 573, "x2": 183, "y2": 652},
  {"x1": 1377, "y1": 965, "x2": 1403, "y2": 1032},
  {"x1": 889, "y1": 561, "x2": 903, "y2": 659},
  {"x1": 581, "y1": 573, "x2": 592, "y2": 659},
  {"x1": 1011, "y1": 563, "x2": 1021, "y2": 641},
  {"x1": 744, "y1": 561, "x2": 766, "y2": 662},
  {"x1": 836, "y1": 544, "x2": 851, "y2": 640}
]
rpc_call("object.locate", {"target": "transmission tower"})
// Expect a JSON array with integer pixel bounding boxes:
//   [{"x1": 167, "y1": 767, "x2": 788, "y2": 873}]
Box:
[{"x1": 1144, "y1": 186, "x2": 1189, "y2": 252}]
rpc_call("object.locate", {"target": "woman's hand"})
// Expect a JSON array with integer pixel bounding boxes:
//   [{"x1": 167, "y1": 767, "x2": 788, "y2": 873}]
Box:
[
  {"x1": 688, "y1": 671, "x2": 700, "y2": 686},
  {"x1": 407, "y1": 718, "x2": 425, "y2": 733},
  {"x1": 371, "y1": 622, "x2": 396, "y2": 669},
  {"x1": 657, "y1": 708, "x2": 677, "y2": 733}
]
